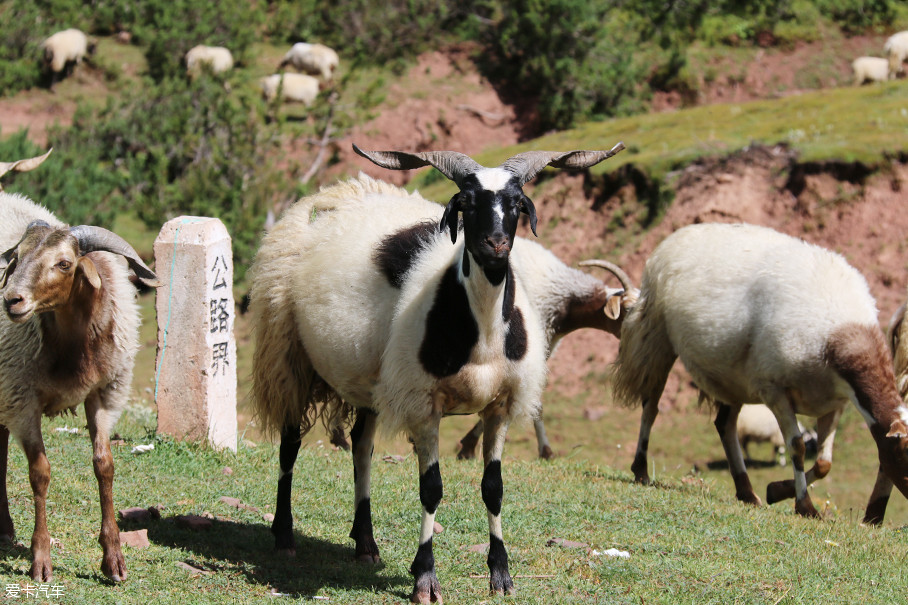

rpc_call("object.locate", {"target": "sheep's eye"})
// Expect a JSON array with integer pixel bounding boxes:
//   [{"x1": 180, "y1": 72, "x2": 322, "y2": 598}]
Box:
[{"x1": 56, "y1": 260, "x2": 71, "y2": 271}]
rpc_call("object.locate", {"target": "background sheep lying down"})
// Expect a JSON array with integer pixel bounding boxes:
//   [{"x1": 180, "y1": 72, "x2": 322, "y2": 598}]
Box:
[
  {"x1": 0, "y1": 150, "x2": 160, "y2": 582},
  {"x1": 249, "y1": 142, "x2": 623, "y2": 603}
]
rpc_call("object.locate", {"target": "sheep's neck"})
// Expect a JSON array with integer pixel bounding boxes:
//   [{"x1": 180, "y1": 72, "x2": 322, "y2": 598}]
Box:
[{"x1": 39, "y1": 280, "x2": 111, "y2": 384}]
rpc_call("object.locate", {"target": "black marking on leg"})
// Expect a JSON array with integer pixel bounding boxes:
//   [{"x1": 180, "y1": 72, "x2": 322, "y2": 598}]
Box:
[
  {"x1": 410, "y1": 538, "x2": 441, "y2": 602},
  {"x1": 462, "y1": 249, "x2": 470, "y2": 277},
  {"x1": 419, "y1": 462, "x2": 443, "y2": 514},
  {"x1": 481, "y1": 460, "x2": 503, "y2": 516},
  {"x1": 487, "y1": 534, "x2": 513, "y2": 594},
  {"x1": 373, "y1": 222, "x2": 438, "y2": 288},
  {"x1": 349, "y1": 498, "x2": 379, "y2": 561},
  {"x1": 419, "y1": 265, "x2": 479, "y2": 378},
  {"x1": 272, "y1": 424, "x2": 302, "y2": 551},
  {"x1": 713, "y1": 403, "x2": 731, "y2": 432}
]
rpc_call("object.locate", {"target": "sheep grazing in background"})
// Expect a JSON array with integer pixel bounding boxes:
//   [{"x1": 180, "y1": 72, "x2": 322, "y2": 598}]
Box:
[
  {"x1": 611, "y1": 222, "x2": 908, "y2": 521},
  {"x1": 260, "y1": 73, "x2": 319, "y2": 106},
  {"x1": 884, "y1": 30, "x2": 908, "y2": 79},
  {"x1": 249, "y1": 141, "x2": 624, "y2": 602},
  {"x1": 735, "y1": 403, "x2": 816, "y2": 467},
  {"x1": 279, "y1": 42, "x2": 339, "y2": 81},
  {"x1": 185, "y1": 44, "x2": 234, "y2": 77},
  {"x1": 0, "y1": 150, "x2": 161, "y2": 582},
  {"x1": 457, "y1": 259, "x2": 637, "y2": 460},
  {"x1": 852, "y1": 56, "x2": 891, "y2": 85},
  {"x1": 41, "y1": 28, "x2": 96, "y2": 87},
  {"x1": 0, "y1": 148, "x2": 53, "y2": 192}
]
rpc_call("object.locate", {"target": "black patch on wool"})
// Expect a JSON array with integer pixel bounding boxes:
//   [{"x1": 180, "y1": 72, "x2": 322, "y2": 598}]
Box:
[
  {"x1": 419, "y1": 264, "x2": 479, "y2": 377},
  {"x1": 373, "y1": 221, "x2": 437, "y2": 288},
  {"x1": 502, "y1": 268, "x2": 527, "y2": 360}
]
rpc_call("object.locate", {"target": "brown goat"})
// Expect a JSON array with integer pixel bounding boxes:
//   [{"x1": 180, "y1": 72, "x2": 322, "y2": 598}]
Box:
[{"x1": 0, "y1": 190, "x2": 159, "y2": 582}]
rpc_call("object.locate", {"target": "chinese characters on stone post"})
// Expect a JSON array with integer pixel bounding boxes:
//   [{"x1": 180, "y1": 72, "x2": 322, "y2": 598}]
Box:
[{"x1": 210, "y1": 255, "x2": 231, "y2": 376}]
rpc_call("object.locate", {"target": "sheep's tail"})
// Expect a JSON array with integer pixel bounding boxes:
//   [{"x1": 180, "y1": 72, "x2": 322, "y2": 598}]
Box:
[
  {"x1": 887, "y1": 302, "x2": 908, "y2": 400},
  {"x1": 247, "y1": 197, "x2": 336, "y2": 439},
  {"x1": 610, "y1": 291, "x2": 676, "y2": 408}
]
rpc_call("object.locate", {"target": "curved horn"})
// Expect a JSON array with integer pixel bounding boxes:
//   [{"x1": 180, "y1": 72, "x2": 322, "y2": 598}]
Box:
[
  {"x1": 578, "y1": 259, "x2": 634, "y2": 292},
  {"x1": 353, "y1": 143, "x2": 484, "y2": 187},
  {"x1": 501, "y1": 142, "x2": 625, "y2": 187},
  {"x1": 0, "y1": 148, "x2": 53, "y2": 189},
  {"x1": 69, "y1": 225, "x2": 162, "y2": 287}
]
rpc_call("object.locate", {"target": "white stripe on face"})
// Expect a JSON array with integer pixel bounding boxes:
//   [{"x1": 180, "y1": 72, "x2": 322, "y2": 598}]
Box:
[{"x1": 475, "y1": 168, "x2": 512, "y2": 192}]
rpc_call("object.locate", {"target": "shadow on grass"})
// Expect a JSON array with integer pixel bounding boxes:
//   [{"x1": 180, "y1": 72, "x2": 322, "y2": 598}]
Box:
[{"x1": 138, "y1": 517, "x2": 410, "y2": 599}]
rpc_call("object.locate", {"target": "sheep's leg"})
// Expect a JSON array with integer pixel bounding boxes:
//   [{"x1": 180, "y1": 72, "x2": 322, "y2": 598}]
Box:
[
  {"x1": 765, "y1": 395, "x2": 819, "y2": 518},
  {"x1": 84, "y1": 394, "x2": 127, "y2": 582},
  {"x1": 349, "y1": 409, "x2": 379, "y2": 563},
  {"x1": 0, "y1": 425, "x2": 14, "y2": 541},
  {"x1": 534, "y1": 415, "x2": 554, "y2": 460},
  {"x1": 631, "y1": 392, "x2": 663, "y2": 484},
  {"x1": 714, "y1": 403, "x2": 760, "y2": 505},
  {"x1": 271, "y1": 423, "x2": 302, "y2": 555},
  {"x1": 409, "y1": 416, "x2": 443, "y2": 604},
  {"x1": 481, "y1": 405, "x2": 514, "y2": 595},
  {"x1": 863, "y1": 468, "x2": 894, "y2": 525},
  {"x1": 457, "y1": 420, "x2": 483, "y2": 460},
  {"x1": 21, "y1": 431, "x2": 52, "y2": 581},
  {"x1": 767, "y1": 408, "x2": 841, "y2": 506}
]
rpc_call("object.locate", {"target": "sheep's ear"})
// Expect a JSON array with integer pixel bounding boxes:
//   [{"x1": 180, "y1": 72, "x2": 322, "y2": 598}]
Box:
[
  {"x1": 604, "y1": 289, "x2": 625, "y2": 320},
  {"x1": 887, "y1": 418, "x2": 908, "y2": 439},
  {"x1": 79, "y1": 257, "x2": 102, "y2": 290},
  {"x1": 440, "y1": 193, "x2": 462, "y2": 244},
  {"x1": 521, "y1": 196, "x2": 538, "y2": 237}
]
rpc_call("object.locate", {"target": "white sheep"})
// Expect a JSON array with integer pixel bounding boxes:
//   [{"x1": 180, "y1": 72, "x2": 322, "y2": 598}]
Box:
[
  {"x1": 41, "y1": 28, "x2": 95, "y2": 86},
  {"x1": 248, "y1": 142, "x2": 623, "y2": 602},
  {"x1": 260, "y1": 73, "x2": 319, "y2": 106},
  {"x1": 0, "y1": 161, "x2": 160, "y2": 582},
  {"x1": 185, "y1": 44, "x2": 234, "y2": 76},
  {"x1": 278, "y1": 42, "x2": 339, "y2": 81},
  {"x1": 852, "y1": 56, "x2": 890, "y2": 85},
  {"x1": 884, "y1": 30, "x2": 908, "y2": 79},
  {"x1": 611, "y1": 222, "x2": 908, "y2": 521},
  {"x1": 736, "y1": 403, "x2": 816, "y2": 467}
]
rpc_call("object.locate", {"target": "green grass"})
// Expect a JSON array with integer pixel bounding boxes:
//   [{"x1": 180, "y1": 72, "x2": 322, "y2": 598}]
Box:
[
  {"x1": 1, "y1": 409, "x2": 906, "y2": 604},
  {"x1": 413, "y1": 81, "x2": 908, "y2": 203}
]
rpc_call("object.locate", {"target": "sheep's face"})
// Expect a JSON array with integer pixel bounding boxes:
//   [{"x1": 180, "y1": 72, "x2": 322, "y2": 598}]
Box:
[
  {"x1": 443, "y1": 169, "x2": 536, "y2": 284},
  {"x1": 1, "y1": 225, "x2": 99, "y2": 323}
]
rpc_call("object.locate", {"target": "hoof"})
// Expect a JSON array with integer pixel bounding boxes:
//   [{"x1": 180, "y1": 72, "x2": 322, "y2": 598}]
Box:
[
  {"x1": 102, "y1": 552, "x2": 128, "y2": 583},
  {"x1": 736, "y1": 491, "x2": 762, "y2": 507},
  {"x1": 29, "y1": 559, "x2": 52, "y2": 583},
  {"x1": 795, "y1": 498, "x2": 821, "y2": 518},
  {"x1": 355, "y1": 552, "x2": 381, "y2": 564},
  {"x1": 411, "y1": 573, "x2": 443, "y2": 604},
  {"x1": 766, "y1": 480, "x2": 795, "y2": 505},
  {"x1": 275, "y1": 547, "x2": 296, "y2": 557},
  {"x1": 539, "y1": 445, "x2": 555, "y2": 460}
]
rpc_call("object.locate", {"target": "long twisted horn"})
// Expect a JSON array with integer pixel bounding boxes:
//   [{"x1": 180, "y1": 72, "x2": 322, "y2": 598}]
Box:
[
  {"x1": 353, "y1": 144, "x2": 484, "y2": 187},
  {"x1": 501, "y1": 142, "x2": 625, "y2": 187},
  {"x1": 69, "y1": 225, "x2": 162, "y2": 287},
  {"x1": 0, "y1": 148, "x2": 53, "y2": 190},
  {"x1": 578, "y1": 259, "x2": 634, "y2": 292}
]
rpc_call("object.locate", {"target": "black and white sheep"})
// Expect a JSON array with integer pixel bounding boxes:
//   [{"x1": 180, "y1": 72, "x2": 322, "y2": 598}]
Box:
[
  {"x1": 457, "y1": 258, "x2": 637, "y2": 460},
  {"x1": 611, "y1": 222, "x2": 908, "y2": 520},
  {"x1": 278, "y1": 42, "x2": 339, "y2": 81},
  {"x1": 41, "y1": 28, "x2": 95, "y2": 87},
  {"x1": 0, "y1": 163, "x2": 160, "y2": 582},
  {"x1": 248, "y1": 142, "x2": 624, "y2": 602}
]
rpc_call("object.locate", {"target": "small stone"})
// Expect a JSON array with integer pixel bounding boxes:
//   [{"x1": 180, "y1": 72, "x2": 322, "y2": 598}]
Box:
[
  {"x1": 175, "y1": 514, "x2": 212, "y2": 530},
  {"x1": 120, "y1": 529, "x2": 150, "y2": 549}
]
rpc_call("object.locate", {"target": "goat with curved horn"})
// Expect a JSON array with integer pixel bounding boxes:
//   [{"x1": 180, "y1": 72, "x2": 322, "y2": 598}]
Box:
[{"x1": 69, "y1": 225, "x2": 162, "y2": 287}]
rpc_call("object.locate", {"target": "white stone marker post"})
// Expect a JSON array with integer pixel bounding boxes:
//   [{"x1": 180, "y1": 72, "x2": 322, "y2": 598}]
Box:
[{"x1": 154, "y1": 216, "x2": 237, "y2": 452}]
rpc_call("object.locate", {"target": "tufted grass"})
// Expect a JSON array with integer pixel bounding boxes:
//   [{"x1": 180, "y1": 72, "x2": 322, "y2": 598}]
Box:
[{"x1": 0, "y1": 406, "x2": 906, "y2": 604}]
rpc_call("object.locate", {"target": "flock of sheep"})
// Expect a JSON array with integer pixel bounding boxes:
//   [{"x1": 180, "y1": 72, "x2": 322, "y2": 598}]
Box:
[
  {"x1": 8, "y1": 26, "x2": 908, "y2": 604},
  {"x1": 40, "y1": 28, "x2": 338, "y2": 107},
  {"x1": 852, "y1": 30, "x2": 908, "y2": 84}
]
